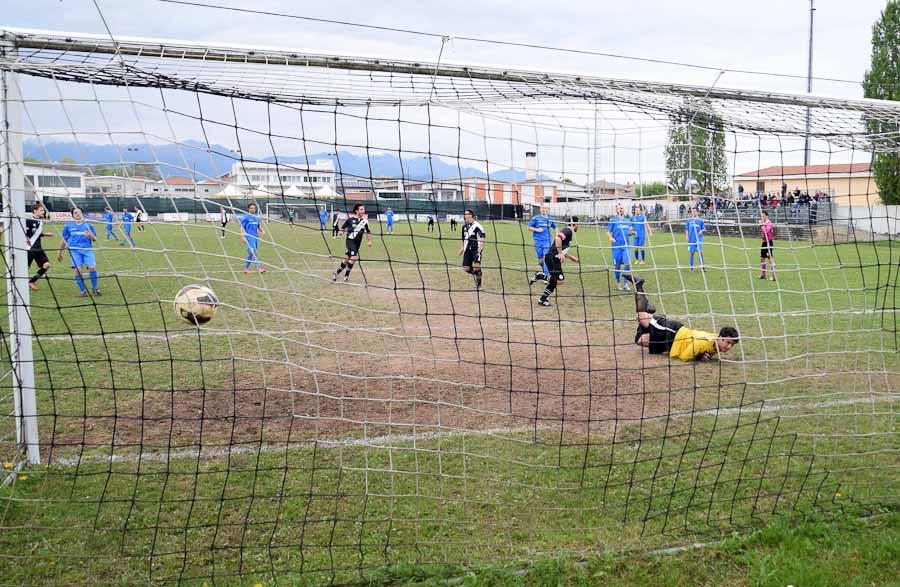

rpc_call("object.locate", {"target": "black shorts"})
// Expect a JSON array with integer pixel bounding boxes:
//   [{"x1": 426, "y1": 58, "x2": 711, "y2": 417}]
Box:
[
  {"x1": 544, "y1": 252, "x2": 564, "y2": 281},
  {"x1": 28, "y1": 249, "x2": 49, "y2": 268},
  {"x1": 760, "y1": 242, "x2": 774, "y2": 259},
  {"x1": 345, "y1": 240, "x2": 362, "y2": 258},
  {"x1": 635, "y1": 316, "x2": 683, "y2": 355},
  {"x1": 462, "y1": 246, "x2": 482, "y2": 267}
]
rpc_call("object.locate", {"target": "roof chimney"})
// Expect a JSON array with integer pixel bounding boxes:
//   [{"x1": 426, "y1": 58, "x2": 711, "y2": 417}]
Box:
[{"x1": 525, "y1": 151, "x2": 537, "y2": 182}]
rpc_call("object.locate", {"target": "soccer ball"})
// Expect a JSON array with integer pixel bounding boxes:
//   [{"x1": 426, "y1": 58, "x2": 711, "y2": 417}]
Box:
[{"x1": 174, "y1": 285, "x2": 219, "y2": 325}]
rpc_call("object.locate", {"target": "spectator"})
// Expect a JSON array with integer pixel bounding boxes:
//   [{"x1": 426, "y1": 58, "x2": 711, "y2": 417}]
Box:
[{"x1": 781, "y1": 182, "x2": 787, "y2": 198}]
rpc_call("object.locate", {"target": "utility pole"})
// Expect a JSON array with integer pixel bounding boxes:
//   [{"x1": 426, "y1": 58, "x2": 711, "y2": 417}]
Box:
[{"x1": 804, "y1": 0, "x2": 815, "y2": 167}]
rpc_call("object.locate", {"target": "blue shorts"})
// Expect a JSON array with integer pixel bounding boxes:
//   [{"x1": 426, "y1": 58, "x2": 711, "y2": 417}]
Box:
[
  {"x1": 688, "y1": 243, "x2": 703, "y2": 253},
  {"x1": 124, "y1": 225, "x2": 132, "y2": 235},
  {"x1": 319, "y1": 221, "x2": 326, "y2": 228},
  {"x1": 69, "y1": 249, "x2": 96, "y2": 269},
  {"x1": 632, "y1": 234, "x2": 646, "y2": 248},
  {"x1": 246, "y1": 236, "x2": 259, "y2": 254},
  {"x1": 387, "y1": 222, "x2": 394, "y2": 229},
  {"x1": 534, "y1": 241, "x2": 550, "y2": 261},
  {"x1": 106, "y1": 225, "x2": 115, "y2": 233},
  {"x1": 612, "y1": 248, "x2": 630, "y2": 266}
]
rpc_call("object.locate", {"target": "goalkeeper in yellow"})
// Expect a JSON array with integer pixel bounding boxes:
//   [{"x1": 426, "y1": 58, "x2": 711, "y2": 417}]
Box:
[{"x1": 625, "y1": 274, "x2": 739, "y2": 361}]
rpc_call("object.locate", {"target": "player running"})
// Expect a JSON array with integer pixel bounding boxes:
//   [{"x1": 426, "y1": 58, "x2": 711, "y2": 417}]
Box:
[
  {"x1": 332, "y1": 204, "x2": 372, "y2": 283},
  {"x1": 527, "y1": 204, "x2": 556, "y2": 285},
  {"x1": 120, "y1": 208, "x2": 136, "y2": 247},
  {"x1": 385, "y1": 208, "x2": 395, "y2": 234},
  {"x1": 240, "y1": 202, "x2": 266, "y2": 274},
  {"x1": 631, "y1": 204, "x2": 653, "y2": 265},
  {"x1": 458, "y1": 209, "x2": 485, "y2": 290},
  {"x1": 101, "y1": 207, "x2": 119, "y2": 241},
  {"x1": 760, "y1": 210, "x2": 776, "y2": 282},
  {"x1": 630, "y1": 276, "x2": 739, "y2": 361},
  {"x1": 319, "y1": 207, "x2": 328, "y2": 231},
  {"x1": 607, "y1": 205, "x2": 633, "y2": 291},
  {"x1": 26, "y1": 202, "x2": 53, "y2": 291},
  {"x1": 134, "y1": 207, "x2": 146, "y2": 232},
  {"x1": 57, "y1": 206, "x2": 101, "y2": 297},
  {"x1": 537, "y1": 216, "x2": 579, "y2": 307},
  {"x1": 685, "y1": 207, "x2": 705, "y2": 271}
]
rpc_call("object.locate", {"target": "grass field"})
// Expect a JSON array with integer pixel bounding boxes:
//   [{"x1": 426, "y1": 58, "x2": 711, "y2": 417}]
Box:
[{"x1": 1, "y1": 216, "x2": 898, "y2": 585}]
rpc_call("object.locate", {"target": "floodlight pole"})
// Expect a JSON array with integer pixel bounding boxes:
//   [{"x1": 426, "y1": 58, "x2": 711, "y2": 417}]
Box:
[
  {"x1": 1, "y1": 39, "x2": 40, "y2": 466},
  {"x1": 804, "y1": 0, "x2": 815, "y2": 167}
]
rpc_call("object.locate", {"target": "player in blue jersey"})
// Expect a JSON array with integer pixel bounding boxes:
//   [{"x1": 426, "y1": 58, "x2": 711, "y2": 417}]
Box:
[
  {"x1": 630, "y1": 204, "x2": 653, "y2": 265},
  {"x1": 119, "y1": 207, "x2": 136, "y2": 247},
  {"x1": 240, "y1": 202, "x2": 266, "y2": 274},
  {"x1": 685, "y1": 207, "x2": 705, "y2": 271},
  {"x1": 527, "y1": 205, "x2": 556, "y2": 285},
  {"x1": 607, "y1": 205, "x2": 633, "y2": 291},
  {"x1": 319, "y1": 207, "x2": 328, "y2": 231},
  {"x1": 384, "y1": 208, "x2": 395, "y2": 234},
  {"x1": 57, "y1": 206, "x2": 101, "y2": 297},
  {"x1": 102, "y1": 207, "x2": 119, "y2": 242}
]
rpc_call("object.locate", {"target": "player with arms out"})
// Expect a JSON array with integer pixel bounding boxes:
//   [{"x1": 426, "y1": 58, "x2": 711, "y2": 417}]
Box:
[
  {"x1": 631, "y1": 204, "x2": 653, "y2": 265},
  {"x1": 537, "y1": 216, "x2": 579, "y2": 307},
  {"x1": 240, "y1": 202, "x2": 266, "y2": 274},
  {"x1": 26, "y1": 201, "x2": 54, "y2": 291},
  {"x1": 607, "y1": 205, "x2": 633, "y2": 291},
  {"x1": 101, "y1": 207, "x2": 119, "y2": 242},
  {"x1": 458, "y1": 209, "x2": 486, "y2": 290},
  {"x1": 57, "y1": 206, "x2": 101, "y2": 297},
  {"x1": 527, "y1": 204, "x2": 556, "y2": 285},
  {"x1": 630, "y1": 277, "x2": 739, "y2": 361},
  {"x1": 685, "y1": 207, "x2": 705, "y2": 271},
  {"x1": 759, "y1": 210, "x2": 776, "y2": 281},
  {"x1": 332, "y1": 204, "x2": 372, "y2": 283}
]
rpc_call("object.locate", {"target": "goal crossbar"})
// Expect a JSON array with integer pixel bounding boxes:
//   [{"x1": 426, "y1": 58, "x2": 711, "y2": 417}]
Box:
[{"x1": 4, "y1": 27, "x2": 900, "y2": 115}]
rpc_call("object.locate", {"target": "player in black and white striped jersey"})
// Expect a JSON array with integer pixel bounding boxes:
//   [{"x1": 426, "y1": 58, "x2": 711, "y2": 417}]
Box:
[
  {"x1": 332, "y1": 204, "x2": 372, "y2": 283},
  {"x1": 537, "y1": 216, "x2": 579, "y2": 307},
  {"x1": 25, "y1": 201, "x2": 54, "y2": 291},
  {"x1": 458, "y1": 209, "x2": 485, "y2": 290}
]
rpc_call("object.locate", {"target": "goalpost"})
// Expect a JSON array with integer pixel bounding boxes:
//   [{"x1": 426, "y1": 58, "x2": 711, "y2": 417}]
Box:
[
  {"x1": 264, "y1": 201, "x2": 334, "y2": 224},
  {"x1": 1, "y1": 26, "x2": 898, "y2": 584}
]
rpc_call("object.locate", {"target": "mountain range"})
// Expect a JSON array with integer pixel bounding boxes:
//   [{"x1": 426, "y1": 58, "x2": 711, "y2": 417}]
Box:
[{"x1": 24, "y1": 140, "x2": 535, "y2": 183}]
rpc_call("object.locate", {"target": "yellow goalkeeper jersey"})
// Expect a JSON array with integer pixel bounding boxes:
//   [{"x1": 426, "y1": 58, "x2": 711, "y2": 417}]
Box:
[{"x1": 669, "y1": 327, "x2": 717, "y2": 362}]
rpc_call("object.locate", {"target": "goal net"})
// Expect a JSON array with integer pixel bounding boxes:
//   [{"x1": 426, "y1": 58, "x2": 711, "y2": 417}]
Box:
[{"x1": 1, "y1": 27, "x2": 898, "y2": 585}]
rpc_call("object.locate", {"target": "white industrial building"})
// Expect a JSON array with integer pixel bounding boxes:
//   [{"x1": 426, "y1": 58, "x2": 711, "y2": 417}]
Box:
[
  {"x1": 23, "y1": 162, "x2": 86, "y2": 201},
  {"x1": 85, "y1": 175, "x2": 157, "y2": 198},
  {"x1": 230, "y1": 160, "x2": 336, "y2": 198}
]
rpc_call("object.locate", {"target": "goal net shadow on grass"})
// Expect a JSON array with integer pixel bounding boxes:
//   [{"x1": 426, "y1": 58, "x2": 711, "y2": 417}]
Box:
[{"x1": 0, "y1": 27, "x2": 898, "y2": 584}]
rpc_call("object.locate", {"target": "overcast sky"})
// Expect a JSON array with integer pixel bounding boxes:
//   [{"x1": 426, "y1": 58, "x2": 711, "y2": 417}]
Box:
[{"x1": 3, "y1": 0, "x2": 893, "y2": 182}]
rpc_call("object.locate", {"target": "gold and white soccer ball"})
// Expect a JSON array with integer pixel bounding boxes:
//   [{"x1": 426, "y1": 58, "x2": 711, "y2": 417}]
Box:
[{"x1": 173, "y1": 284, "x2": 219, "y2": 325}]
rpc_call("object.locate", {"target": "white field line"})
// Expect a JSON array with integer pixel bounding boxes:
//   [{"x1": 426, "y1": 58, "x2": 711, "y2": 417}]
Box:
[
  {"x1": 51, "y1": 394, "x2": 898, "y2": 467},
  {"x1": 31, "y1": 326, "x2": 399, "y2": 342}
]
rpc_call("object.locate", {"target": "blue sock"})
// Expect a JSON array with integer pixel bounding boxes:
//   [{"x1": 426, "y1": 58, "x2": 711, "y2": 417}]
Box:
[
  {"x1": 541, "y1": 260, "x2": 549, "y2": 275},
  {"x1": 245, "y1": 255, "x2": 253, "y2": 269},
  {"x1": 74, "y1": 273, "x2": 87, "y2": 292},
  {"x1": 89, "y1": 270, "x2": 98, "y2": 290},
  {"x1": 614, "y1": 265, "x2": 621, "y2": 282},
  {"x1": 690, "y1": 255, "x2": 695, "y2": 268},
  {"x1": 641, "y1": 249, "x2": 646, "y2": 261},
  {"x1": 634, "y1": 250, "x2": 639, "y2": 261}
]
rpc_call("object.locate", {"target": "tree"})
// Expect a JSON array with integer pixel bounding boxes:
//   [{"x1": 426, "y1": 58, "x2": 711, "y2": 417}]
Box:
[
  {"x1": 665, "y1": 99, "x2": 728, "y2": 195},
  {"x1": 863, "y1": 0, "x2": 900, "y2": 205},
  {"x1": 634, "y1": 181, "x2": 668, "y2": 197}
]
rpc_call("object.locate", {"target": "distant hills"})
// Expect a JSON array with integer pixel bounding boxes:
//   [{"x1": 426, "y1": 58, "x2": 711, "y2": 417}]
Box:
[{"x1": 23, "y1": 140, "x2": 534, "y2": 183}]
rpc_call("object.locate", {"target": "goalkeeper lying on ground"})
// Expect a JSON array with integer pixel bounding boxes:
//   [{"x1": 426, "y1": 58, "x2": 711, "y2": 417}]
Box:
[{"x1": 622, "y1": 274, "x2": 739, "y2": 361}]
